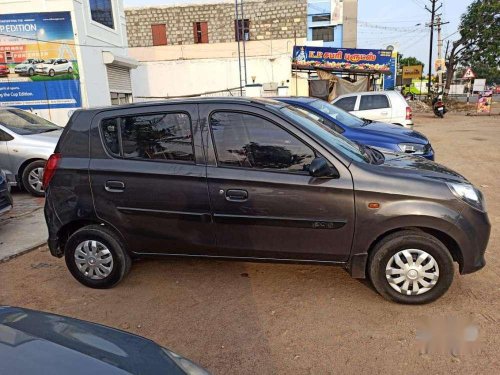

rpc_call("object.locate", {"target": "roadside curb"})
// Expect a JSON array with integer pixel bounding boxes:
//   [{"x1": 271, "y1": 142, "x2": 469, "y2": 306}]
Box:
[{"x1": 0, "y1": 241, "x2": 47, "y2": 264}]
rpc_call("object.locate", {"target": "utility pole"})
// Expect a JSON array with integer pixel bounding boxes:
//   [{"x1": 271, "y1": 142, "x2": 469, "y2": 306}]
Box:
[
  {"x1": 435, "y1": 15, "x2": 449, "y2": 92},
  {"x1": 425, "y1": 0, "x2": 441, "y2": 98}
]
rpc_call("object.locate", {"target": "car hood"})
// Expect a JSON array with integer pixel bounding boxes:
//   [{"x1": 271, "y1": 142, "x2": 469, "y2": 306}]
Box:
[
  {"x1": 379, "y1": 152, "x2": 467, "y2": 183},
  {"x1": 0, "y1": 306, "x2": 190, "y2": 375},
  {"x1": 15, "y1": 64, "x2": 29, "y2": 68},
  {"x1": 357, "y1": 121, "x2": 428, "y2": 143}
]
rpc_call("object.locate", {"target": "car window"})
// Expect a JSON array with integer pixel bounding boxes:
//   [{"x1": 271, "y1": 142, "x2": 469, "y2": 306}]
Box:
[
  {"x1": 308, "y1": 100, "x2": 364, "y2": 128},
  {"x1": 101, "y1": 113, "x2": 194, "y2": 162},
  {"x1": 210, "y1": 111, "x2": 315, "y2": 173},
  {"x1": 359, "y1": 95, "x2": 390, "y2": 110},
  {"x1": 291, "y1": 106, "x2": 345, "y2": 134},
  {"x1": 0, "y1": 109, "x2": 60, "y2": 135},
  {"x1": 334, "y1": 96, "x2": 357, "y2": 111},
  {"x1": 0, "y1": 129, "x2": 14, "y2": 141}
]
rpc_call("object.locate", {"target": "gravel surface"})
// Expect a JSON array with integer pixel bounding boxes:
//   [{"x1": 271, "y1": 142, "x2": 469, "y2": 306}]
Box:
[{"x1": 1, "y1": 113, "x2": 498, "y2": 374}]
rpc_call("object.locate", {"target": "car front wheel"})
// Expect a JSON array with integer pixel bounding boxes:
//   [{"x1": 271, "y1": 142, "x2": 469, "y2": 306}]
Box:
[
  {"x1": 49, "y1": 69, "x2": 55, "y2": 77},
  {"x1": 68, "y1": 67, "x2": 73, "y2": 74},
  {"x1": 28, "y1": 68, "x2": 34, "y2": 76},
  {"x1": 65, "y1": 225, "x2": 131, "y2": 288},
  {"x1": 368, "y1": 230, "x2": 454, "y2": 304}
]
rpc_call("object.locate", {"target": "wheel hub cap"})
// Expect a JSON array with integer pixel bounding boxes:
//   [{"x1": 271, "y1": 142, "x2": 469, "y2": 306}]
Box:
[
  {"x1": 74, "y1": 240, "x2": 114, "y2": 280},
  {"x1": 385, "y1": 249, "x2": 439, "y2": 296},
  {"x1": 28, "y1": 167, "x2": 44, "y2": 193}
]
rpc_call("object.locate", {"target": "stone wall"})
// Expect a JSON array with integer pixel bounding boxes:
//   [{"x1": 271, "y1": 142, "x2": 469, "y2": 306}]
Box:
[{"x1": 126, "y1": 0, "x2": 307, "y2": 47}]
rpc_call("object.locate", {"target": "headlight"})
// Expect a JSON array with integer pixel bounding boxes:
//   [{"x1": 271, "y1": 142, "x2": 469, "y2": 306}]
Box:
[
  {"x1": 163, "y1": 348, "x2": 211, "y2": 375},
  {"x1": 447, "y1": 182, "x2": 485, "y2": 211},
  {"x1": 398, "y1": 143, "x2": 426, "y2": 154}
]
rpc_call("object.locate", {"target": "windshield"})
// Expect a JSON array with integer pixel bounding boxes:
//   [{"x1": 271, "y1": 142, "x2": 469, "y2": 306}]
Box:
[
  {"x1": 45, "y1": 59, "x2": 55, "y2": 64},
  {"x1": 22, "y1": 59, "x2": 33, "y2": 64},
  {"x1": 280, "y1": 106, "x2": 369, "y2": 163},
  {"x1": 309, "y1": 99, "x2": 365, "y2": 128},
  {"x1": 0, "y1": 109, "x2": 60, "y2": 135}
]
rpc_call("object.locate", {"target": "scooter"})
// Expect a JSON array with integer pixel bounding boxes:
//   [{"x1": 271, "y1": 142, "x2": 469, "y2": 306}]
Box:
[{"x1": 432, "y1": 95, "x2": 446, "y2": 118}]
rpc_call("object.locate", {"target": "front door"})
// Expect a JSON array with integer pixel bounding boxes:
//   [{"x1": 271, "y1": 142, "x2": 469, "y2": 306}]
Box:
[
  {"x1": 201, "y1": 104, "x2": 355, "y2": 262},
  {"x1": 89, "y1": 104, "x2": 215, "y2": 255}
]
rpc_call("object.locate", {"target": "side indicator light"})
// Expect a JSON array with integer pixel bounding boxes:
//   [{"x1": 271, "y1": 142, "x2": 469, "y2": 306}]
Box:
[{"x1": 368, "y1": 202, "x2": 380, "y2": 209}]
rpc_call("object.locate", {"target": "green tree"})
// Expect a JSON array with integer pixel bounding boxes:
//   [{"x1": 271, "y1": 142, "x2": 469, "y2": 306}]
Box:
[{"x1": 445, "y1": 0, "x2": 500, "y2": 91}]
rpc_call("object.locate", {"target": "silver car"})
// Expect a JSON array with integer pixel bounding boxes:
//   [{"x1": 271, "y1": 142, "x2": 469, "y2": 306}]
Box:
[{"x1": 0, "y1": 108, "x2": 62, "y2": 196}]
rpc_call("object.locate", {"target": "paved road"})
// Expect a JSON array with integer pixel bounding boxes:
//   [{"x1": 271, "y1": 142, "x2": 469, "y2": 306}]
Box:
[
  {"x1": 0, "y1": 190, "x2": 46, "y2": 262},
  {"x1": 0, "y1": 114, "x2": 498, "y2": 374}
]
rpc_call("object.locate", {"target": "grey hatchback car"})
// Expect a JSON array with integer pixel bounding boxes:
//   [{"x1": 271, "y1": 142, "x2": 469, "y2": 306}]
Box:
[
  {"x1": 0, "y1": 108, "x2": 62, "y2": 196},
  {"x1": 43, "y1": 98, "x2": 490, "y2": 304}
]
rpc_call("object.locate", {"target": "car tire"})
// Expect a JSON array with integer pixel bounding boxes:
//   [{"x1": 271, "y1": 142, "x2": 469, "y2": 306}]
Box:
[
  {"x1": 68, "y1": 67, "x2": 73, "y2": 74},
  {"x1": 28, "y1": 68, "x2": 34, "y2": 76},
  {"x1": 49, "y1": 69, "x2": 55, "y2": 77},
  {"x1": 368, "y1": 230, "x2": 454, "y2": 304},
  {"x1": 65, "y1": 225, "x2": 132, "y2": 289},
  {"x1": 21, "y1": 160, "x2": 46, "y2": 197}
]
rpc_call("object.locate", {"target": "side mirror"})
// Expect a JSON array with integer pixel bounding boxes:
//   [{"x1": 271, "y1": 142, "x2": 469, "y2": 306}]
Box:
[{"x1": 309, "y1": 157, "x2": 339, "y2": 178}]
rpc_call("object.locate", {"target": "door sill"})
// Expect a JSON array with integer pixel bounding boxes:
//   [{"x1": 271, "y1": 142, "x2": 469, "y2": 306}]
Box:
[{"x1": 131, "y1": 251, "x2": 348, "y2": 266}]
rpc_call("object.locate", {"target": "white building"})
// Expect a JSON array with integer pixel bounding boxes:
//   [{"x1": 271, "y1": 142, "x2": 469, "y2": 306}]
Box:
[{"x1": 0, "y1": 0, "x2": 137, "y2": 125}]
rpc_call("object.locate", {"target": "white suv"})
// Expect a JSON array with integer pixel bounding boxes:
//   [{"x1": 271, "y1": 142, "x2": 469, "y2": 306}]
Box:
[
  {"x1": 332, "y1": 91, "x2": 413, "y2": 129},
  {"x1": 35, "y1": 58, "x2": 73, "y2": 77}
]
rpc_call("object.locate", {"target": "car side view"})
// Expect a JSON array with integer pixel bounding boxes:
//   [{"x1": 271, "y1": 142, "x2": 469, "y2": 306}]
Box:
[
  {"x1": 276, "y1": 97, "x2": 434, "y2": 160},
  {"x1": 14, "y1": 58, "x2": 45, "y2": 76},
  {"x1": 35, "y1": 58, "x2": 73, "y2": 77},
  {"x1": 44, "y1": 98, "x2": 490, "y2": 304},
  {"x1": 0, "y1": 108, "x2": 62, "y2": 196}
]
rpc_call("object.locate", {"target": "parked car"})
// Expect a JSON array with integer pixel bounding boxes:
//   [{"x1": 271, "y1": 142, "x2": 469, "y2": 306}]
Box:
[
  {"x1": 276, "y1": 97, "x2": 434, "y2": 160},
  {"x1": 0, "y1": 306, "x2": 210, "y2": 375},
  {"x1": 35, "y1": 58, "x2": 73, "y2": 77},
  {"x1": 0, "y1": 65, "x2": 9, "y2": 77},
  {"x1": 332, "y1": 91, "x2": 414, "y2": 129},
  {"x1": 0, "y1": 108, "x2": 62, "y2": 196},
  {"x1": 14, "y1": 59, "x2": 45, "y2": 76},
  {"x1": 0, "y1": 170, "x2": 13, "y2": 216},
  {"x1": 44, "y1": 98, "x2": 489, "y2": 304}
]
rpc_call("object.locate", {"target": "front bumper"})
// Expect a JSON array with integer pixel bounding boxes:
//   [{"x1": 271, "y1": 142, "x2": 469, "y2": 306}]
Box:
[{"x1": 450, "y1": 204, "x2": 490, "y2": 274}]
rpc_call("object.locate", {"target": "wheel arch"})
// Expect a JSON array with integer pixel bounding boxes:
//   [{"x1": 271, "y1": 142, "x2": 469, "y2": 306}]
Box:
[{"x1": 348, "y1": 226, "x2": 463, "y2": 278}]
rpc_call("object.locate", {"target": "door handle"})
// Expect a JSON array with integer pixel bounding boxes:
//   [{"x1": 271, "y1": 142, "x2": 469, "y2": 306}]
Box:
[
  {"x1": 381, "y1": 111, "x2": 389, "y2": 115},
  {"x1": 225, "y1": 189, "x2": 248, "y2": 202},
  {"x1": 105, "y1": 180, "x2": 125, "y2": 193}
]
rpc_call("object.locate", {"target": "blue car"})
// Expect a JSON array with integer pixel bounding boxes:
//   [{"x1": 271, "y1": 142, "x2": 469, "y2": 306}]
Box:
[{"x1": 276, "y1": 97, "x2": 434, "y2": 160}]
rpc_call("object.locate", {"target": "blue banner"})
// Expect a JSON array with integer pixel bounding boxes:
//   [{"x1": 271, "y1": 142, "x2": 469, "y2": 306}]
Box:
[
  {"x1": 0, "y1": 11, "x2": 81, "y2": 111},
  {"x1": 293, "y1": 46, "x2": 392, "y2": 73}
]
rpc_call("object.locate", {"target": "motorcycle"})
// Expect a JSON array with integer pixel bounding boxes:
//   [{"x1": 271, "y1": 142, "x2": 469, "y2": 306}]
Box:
[{"x1": 432, "y1": 95, "x2": 446, "y2": 118}]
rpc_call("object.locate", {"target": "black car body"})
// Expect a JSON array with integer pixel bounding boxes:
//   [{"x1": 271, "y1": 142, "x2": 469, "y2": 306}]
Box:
[
  {"x1": 43, "y1": 98, "x2": 490, "y2": 304},
  {"x1": 0, "y1": 170, "x2": 13, "y2": 216},
  {"x1": 0, "y1": 306, "x2": 209, "y2": 375}
]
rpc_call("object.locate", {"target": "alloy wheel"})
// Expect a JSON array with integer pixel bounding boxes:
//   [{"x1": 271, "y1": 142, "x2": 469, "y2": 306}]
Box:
[
  {"x1": 28, "y1": 167, "x2": 44, "y2": 193},
  {"x1": 385, "y1": 249, "x2": 439, "y2": 296}
]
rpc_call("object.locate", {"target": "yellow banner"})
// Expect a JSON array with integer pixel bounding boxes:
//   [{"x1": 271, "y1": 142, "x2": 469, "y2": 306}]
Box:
[{"x1": 402, "y1": 65, "x2": 423, "y2": 79}]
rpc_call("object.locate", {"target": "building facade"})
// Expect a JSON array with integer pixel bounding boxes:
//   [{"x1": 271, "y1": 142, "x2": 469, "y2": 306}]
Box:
[
  {"x1": 0, "y1": 0, "x2": 137, "y2": 125},
  {"x1": 126, "y1": 0, "x2": 308, "y2": 98},
  {"x1": 307, "y1": 0, "x2": 358, "y2": 48}
]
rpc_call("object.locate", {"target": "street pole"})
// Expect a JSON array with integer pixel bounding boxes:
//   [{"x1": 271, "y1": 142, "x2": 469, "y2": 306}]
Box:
[
  {"x1": 425, "y1": 0, "x2": 441, "y2": 98},
  {"x1": 436, "y1": 15, "x2": 442, "y2": 91},
  {"x1": 235, "y1": 0, "x2": 243, "y2": 95}
]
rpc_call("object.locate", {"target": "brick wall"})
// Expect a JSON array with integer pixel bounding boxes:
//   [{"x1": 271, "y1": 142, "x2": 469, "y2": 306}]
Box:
[{"x1": 126, "y1": 0, "x2": 307, "y2": 47}]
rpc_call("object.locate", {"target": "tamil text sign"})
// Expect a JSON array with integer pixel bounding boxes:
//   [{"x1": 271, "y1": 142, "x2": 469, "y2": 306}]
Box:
[{"x1": 402, "y1": 65, "x2": 423, "y2": 79}]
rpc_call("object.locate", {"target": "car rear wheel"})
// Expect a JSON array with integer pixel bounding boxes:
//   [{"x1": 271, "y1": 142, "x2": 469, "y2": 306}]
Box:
[
  {"x1": 68, "y1": 67, "x2": 73, "y2": 74},
  {"x1": 65, "y1": 225, "x2": 131, "y2": 289},
  {"x1": 49, "y1": 69, "x2": 55, "y2": 77},
  {"x1": 368, "y1": 230, "x2": 454, "y2": 304},
  {"x1": 22, "y1": 160, "x2": 46, "y2": 197}
]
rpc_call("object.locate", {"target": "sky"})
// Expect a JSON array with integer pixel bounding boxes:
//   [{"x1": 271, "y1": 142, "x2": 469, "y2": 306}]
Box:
[{"x1": 123, "y1": 0, "x2": 473, "y2": 70}]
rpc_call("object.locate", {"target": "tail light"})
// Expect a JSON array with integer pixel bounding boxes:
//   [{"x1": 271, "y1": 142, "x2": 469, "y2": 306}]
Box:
[
  {"x1": 406, "y1": 106, "x2": 412, "y2": 120},
  {"x1": 42, "y1": 153, "x2": 61, "y2": 189}
]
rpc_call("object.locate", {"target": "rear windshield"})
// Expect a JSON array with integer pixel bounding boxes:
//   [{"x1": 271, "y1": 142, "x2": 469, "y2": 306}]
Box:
[
  {"x1": 309, "y1": 100, "x2": 365, "y2": 128},
  {"x1": 0, "y1": 109, "x2": 60, "y2": 135}
]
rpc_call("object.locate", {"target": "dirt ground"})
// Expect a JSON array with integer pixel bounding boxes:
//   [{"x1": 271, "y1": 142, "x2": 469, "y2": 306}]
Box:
[{"x1": 1, "y1": 113, "x2": 499, "y2": 374}]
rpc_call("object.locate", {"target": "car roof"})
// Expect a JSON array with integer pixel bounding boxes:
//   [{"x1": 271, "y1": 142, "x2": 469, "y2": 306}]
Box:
[
  {"x1": 77, "y1": 96, "x2": 288, "y2": 114},
  {"x1": 273, "y1": 96, "x2": 319, "y2": 104}
]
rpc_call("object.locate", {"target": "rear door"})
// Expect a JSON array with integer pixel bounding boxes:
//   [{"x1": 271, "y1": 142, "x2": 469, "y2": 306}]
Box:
[
  {"x1": 201, "y1": 103, "x2": 355, "y2": 262},
  {"x1": 355, "y1": 94, "x2": 391, "y2": 122},
  {"x1": 89, "y1": 104, "x2": 215, "y2": 255},
  {"x1": 0, "y1": 128, "x2": 14, "y2": 176}
]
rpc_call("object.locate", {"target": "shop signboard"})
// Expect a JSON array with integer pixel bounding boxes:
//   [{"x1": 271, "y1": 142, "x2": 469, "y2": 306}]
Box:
[{"x1": 402, "y1": 65, "x2": 423, "y2": 79}]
